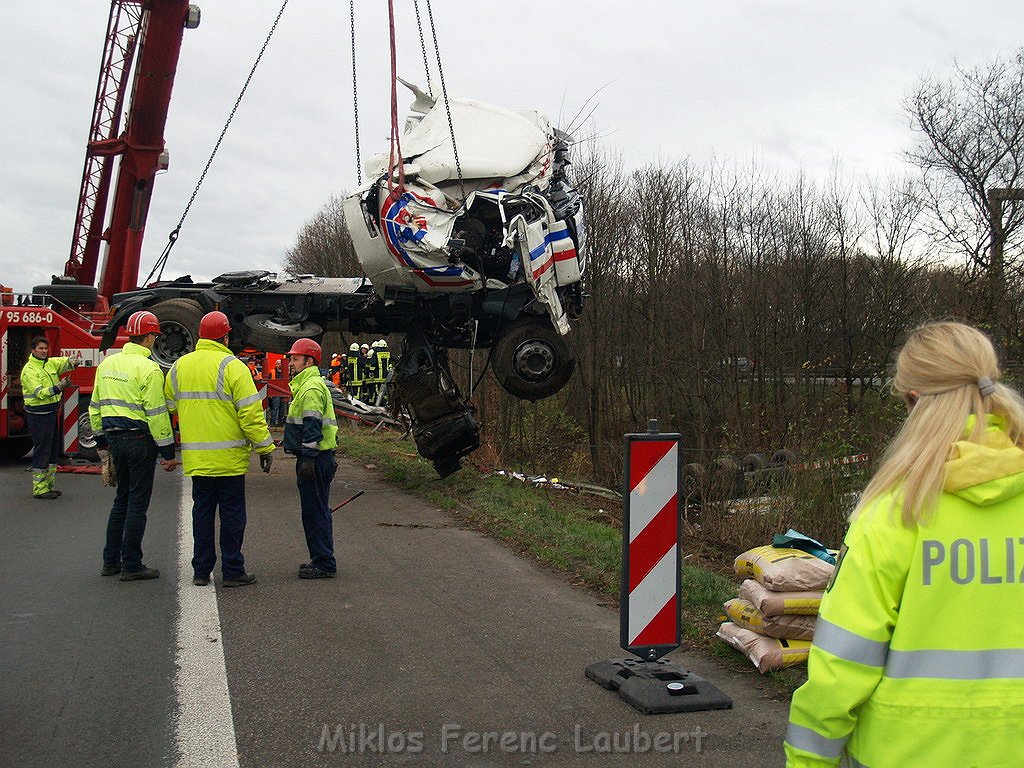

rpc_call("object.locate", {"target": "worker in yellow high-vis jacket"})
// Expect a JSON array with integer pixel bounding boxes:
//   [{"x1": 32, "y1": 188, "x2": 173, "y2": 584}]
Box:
[
  {"x1": 90, "y1": 311, "x2": 179, "y2": 581},
  {"x1": 20, "y1": 334, "x2": 79, "y2": 499},
  {"x1": 785, "y1": 322, "x2": 1024, "y2": 768},
  {"x1": 283, "y1": 338, "x2": 339, "y2": 579},
  {"x1": 164, "y1": 311, "x2": 275, "y2": 588}
]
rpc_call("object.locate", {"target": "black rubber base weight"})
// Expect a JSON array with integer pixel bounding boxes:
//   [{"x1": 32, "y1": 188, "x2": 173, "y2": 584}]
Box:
[{"x1": 585, "y1": 658, "x2": 732, "y2": 714}]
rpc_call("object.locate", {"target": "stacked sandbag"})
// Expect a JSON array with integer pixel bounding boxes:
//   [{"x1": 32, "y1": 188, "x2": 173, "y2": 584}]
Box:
[{"x1": 716, "y1": 545, "x2": 835, "y2": 673}]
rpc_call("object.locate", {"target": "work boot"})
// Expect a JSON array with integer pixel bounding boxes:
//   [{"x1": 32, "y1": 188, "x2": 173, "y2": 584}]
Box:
[
  {"x1": 120, "y1": 567, "x2": 160, "y2": 581},
  {"x1": 33, "y1": 491, "x2": 60, "y2": 500},
  {"x1": 298, "y1": 566, "x2": 335, "y2": 579},
  {"x1": 192, "y1": 575, "x2": 211, "y2": 586},
  {"x1": 31, "y1": 470, "x2": 49, "y2": 497},
  {"x1": 222, "y1": 573, "x2": 256, "y2": 588},
  {"x1": 101, "y1": 564, "x2": 120, "y2": 576}
]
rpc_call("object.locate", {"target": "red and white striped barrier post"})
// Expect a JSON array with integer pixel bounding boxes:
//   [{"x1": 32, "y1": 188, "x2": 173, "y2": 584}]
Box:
[
  {"x1": 586, "y1": 420, "x2": 731, "y2": 714},
  {"x1": 61, "y1": 385, "x2": 80, "y2": 455},
  {"x1": 622, "y1": 422, "x2": 681, "y2": 660}
]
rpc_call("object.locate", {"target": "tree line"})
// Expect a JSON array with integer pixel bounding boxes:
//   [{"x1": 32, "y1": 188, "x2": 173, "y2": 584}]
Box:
[{"x1": 284, "y1": 52, "x2": 1024, "y2": 531}]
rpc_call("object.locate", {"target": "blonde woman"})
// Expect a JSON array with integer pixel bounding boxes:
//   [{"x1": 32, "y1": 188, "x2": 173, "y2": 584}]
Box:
[{"x1": 785, "y1": 322, "x2": 1024, "y2": 767}]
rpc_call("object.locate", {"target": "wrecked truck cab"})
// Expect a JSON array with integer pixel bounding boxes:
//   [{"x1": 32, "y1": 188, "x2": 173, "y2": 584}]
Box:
[{"x1": 343, "y1": 84, "x2": 585, "y2": 394}]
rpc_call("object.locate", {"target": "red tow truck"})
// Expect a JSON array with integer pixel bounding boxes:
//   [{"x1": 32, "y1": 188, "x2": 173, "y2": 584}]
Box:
[{"x1": 0, "y1": 0, "x2": 199, "y2": 460}]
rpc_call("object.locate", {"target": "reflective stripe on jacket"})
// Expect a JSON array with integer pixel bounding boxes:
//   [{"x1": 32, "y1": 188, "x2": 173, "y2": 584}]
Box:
[
  {"x1": 283, "y1": 365, "x2": 337, "y2": 457},
  {"x1": 164, "y1": 339, "x2": 273, "y2": 476},
  {"x1": 88, "y1": 342, "x2": 175, "y2": 459},
  {"x1": 21, "y1": 355, "x2": 72, "y2": 412},
  {"x1": 785, "y1": 414, "x2": 1024, "y2": 767},
  {"x1": 345, "y1": 356, "x2": 362, "y2": 387}
]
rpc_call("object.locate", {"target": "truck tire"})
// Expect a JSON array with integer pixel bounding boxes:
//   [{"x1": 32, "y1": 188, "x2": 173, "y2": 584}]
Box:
[
  {"x1": 770, "y1": 448, "x2": 799, "y2": 466},
  {"x1": 242, "y1": 314, "x2": 324, "y2": 354},
  {"x1": 73, "y1": 399, "x2": 100, "y2": 462},
  {"x1": 683, "y1": 462, "x2": 706, "y2": 497},
  {"x1": 490, "y1": 317, "x2": 576, "y2": 401},
  {"x1": 741, "y1": 452, "x2": 767, "y2": 473},
  {"x1": 32, "y1": 283, "x2": 99, "y2": 306},
  {"x1": 151, "y1": 298, "x2": 203, "y2": 368}
]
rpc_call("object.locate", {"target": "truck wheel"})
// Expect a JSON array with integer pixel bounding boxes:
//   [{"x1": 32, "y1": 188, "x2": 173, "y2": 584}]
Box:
[
  {"x1": 32, "y1": 283, "x2": 99, "y2": 306},
  {"x1": 741, "y1": 452, "x2": 767, "y2": 473},
  {"x1": 491, "y1": 317, "x2": 576, "y2": 401},
  {"x1": 73, "y1": 401, "x2": 100, "y2": 462},
  {"x1": 242, "y1": 314, "x2": 324, "y2": 354},
  {"x1": 151, "y1": 298, "x2": 203, "y2": 368}
]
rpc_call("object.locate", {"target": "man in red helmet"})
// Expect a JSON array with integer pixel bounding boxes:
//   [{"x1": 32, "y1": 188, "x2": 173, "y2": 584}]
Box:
[
  {"x1": 89, "y1": 310, "x2": 179, "y2": 580},
  {"x1": 284, "y1": 338, "x2": 339, "y2": 579},
  {"x1": 164, "y1": 311, "x2": 275, "y2": 588}
]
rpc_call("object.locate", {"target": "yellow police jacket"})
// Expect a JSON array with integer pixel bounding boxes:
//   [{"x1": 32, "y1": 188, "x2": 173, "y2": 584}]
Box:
[
  {"x1": 785, "y1": 414, "x2": 1024, "y2": 768},
  {"x1": 88, "y1": 342, "x2": 175, "y2": 458},
  {"x1": 21, "y1": 354, "x2": 73, "y2": 412},
  {"x1": 283, "y1": 365, "x2": 337, "y2": 456},
  {"x1": 164, "y1": 339, "x2": 274, "y2": 477}
]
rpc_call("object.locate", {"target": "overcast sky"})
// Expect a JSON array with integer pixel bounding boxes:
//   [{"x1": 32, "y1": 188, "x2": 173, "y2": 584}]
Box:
[{"x1": 3, "y1": 0, "x2": 1023, "y2": 292}]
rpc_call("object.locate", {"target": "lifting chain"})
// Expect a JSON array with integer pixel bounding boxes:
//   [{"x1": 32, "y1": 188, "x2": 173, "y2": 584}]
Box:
[
  {"x1": 412, "y1": 0, "x2": 433, "y2": 97},
  {"x1": 424, "y1": 0, "x2": 465, "y2": 202},
  {"x1": 350, "y1": 0, "x2": 362, "y2": 185}
]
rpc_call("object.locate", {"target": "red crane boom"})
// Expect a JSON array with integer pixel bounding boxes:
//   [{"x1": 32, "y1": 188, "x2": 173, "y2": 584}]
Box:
[{"x1": 65, "y1": 0, "x2": 199, "y2": 301}]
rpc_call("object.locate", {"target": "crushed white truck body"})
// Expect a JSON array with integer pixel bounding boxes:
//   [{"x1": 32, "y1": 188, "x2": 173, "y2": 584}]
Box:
[{"x1": 344, "y1": 82, "x2": 585, "y2": 336}]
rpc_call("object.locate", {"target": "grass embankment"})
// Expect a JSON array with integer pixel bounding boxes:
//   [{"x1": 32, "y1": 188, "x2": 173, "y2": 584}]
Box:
[{"x1": 336, "y1": 429, "x2": 804, "y2": 694}]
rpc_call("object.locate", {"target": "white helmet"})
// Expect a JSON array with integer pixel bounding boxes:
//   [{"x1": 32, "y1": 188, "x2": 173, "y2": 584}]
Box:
[{"x1": 349, "y1": 342, "x2": 359, "y2": 352}]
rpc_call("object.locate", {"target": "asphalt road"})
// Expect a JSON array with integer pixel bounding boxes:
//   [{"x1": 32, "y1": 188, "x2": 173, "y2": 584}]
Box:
[{"x1": 0, "y1": 445, "x2": 791, "y2": 767}]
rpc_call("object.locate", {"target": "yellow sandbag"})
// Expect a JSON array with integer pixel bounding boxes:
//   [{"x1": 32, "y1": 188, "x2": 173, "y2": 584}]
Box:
[
  {"x1": 733, "y1": 544, "x2": 834, "y2": 591},
  {"x1": 739, "y1": 579, "x2": 822, "y2": 616},
  {"x1": 723, "y1": 597, "x2": 816, "y2": 640},
  {"x1": 716, "y1": 621, "x2": 812, "y2": 673}
]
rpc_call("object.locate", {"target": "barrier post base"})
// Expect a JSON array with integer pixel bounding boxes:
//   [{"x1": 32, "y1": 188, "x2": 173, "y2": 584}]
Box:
[{"x1": 585, "y1": 658, "x2": 732, "y2": 714}]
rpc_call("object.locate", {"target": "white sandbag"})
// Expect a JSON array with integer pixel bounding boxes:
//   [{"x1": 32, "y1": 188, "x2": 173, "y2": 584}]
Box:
[
  {"x1": 723, "y1": 597, "x2": 816, "y2": 640},
  {"x1": 739, "y1": 579, "x2": 822, "y2": 617},
  {"x1": 716, "y1": 621, "x2": 811, "y2": 673},
  {"x1": 734, "y1": 545, "x2": 834, "y2": 591}
]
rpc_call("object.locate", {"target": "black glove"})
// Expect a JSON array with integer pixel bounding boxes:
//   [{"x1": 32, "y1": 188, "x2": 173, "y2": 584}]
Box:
[
  {"x1": 259, "y1": 453, "x2": 273, "y2": 473},
  {"x1": 298, "y1": 459, "x2": 315, "y2": 481},
  {"x1": 92, "y1": 432, "x2": 109, "y2": 450}
]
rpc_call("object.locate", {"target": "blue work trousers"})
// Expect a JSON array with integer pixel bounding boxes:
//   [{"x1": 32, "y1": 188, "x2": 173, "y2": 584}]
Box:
[
  {"x1": 26, "y1": 408, "x2": 60, "y2": 470},
  {"x1": 190, "y1": 475, "x2": 247, "y2": 580},
  {"x1": 268, "y1": 397, "x2": 285, "y2": 426},
  {"x1": 297, "y1": 451, "x2": 337, "y2": 572},
  {"x1": 103, "y1": 432, "x2": 157, "y2": 572}
]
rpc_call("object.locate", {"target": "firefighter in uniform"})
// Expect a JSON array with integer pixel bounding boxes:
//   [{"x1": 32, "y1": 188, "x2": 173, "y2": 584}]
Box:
[
  {"x1": 374, "y1": 339, "x2": 391, "y2": 405},
  {"x1": 283, "y1": 338, "x2": 338, "y2": 579},
  {"x1": 164, "y1": 311, "x2": 275, "y2": 588},
  {"x1": 362, "y1": 342, "x2": 379, "y2": 404},
  {"x1": 345, "y1": 341, "x2": 362, "y2": 400},
  {"x1": 785, "y1": 321, "x2": 1024, "y2": 767},
  {"x1": 89, "y1": 311, "x2": 179, "y2": 580},
  {"x1": 20, "y1": 335, "x2": 79, "y2": 498}
]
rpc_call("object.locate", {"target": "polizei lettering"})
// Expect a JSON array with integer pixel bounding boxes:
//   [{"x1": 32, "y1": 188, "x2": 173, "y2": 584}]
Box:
[{"x1": 922, "y1": 538, "x2": 1024, "y2": 585}]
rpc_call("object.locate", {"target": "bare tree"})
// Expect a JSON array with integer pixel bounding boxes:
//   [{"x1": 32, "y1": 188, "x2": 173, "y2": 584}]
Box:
[
  {"x1": 905, "y1": 52, "x2": 1024, "y2": 330},
  {"x1": 282, "y1": 193, "x2": 361, "y2": 277}
]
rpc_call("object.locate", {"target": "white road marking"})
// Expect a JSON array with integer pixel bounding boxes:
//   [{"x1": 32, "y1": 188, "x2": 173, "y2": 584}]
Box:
[{"x1": 173, "y1": 475, "x2": 240, "y2": 767}]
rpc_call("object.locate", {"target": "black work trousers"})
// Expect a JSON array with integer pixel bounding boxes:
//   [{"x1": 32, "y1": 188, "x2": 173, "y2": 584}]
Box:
[{"x1": 103, "y1": 431, "x2": 158, "y2": 572}]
